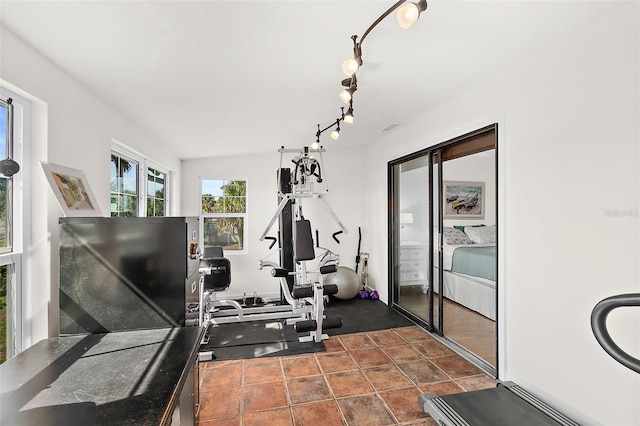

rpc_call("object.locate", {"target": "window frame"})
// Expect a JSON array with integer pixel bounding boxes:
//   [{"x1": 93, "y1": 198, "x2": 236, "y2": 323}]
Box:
[
  {"x1": 0, "y1": 88, "x2": 30, "y2": 359},
  {"x1": 111, "y1": 140, "x2": 170, "y2": 217},
  {"x1": 199, "y1": 177, "x2": 248, "y2": 255}
]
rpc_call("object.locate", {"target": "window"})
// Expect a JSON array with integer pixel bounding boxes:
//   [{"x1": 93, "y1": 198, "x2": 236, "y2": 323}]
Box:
[
  {"x1": 200, "y1": 179, "x2": 247, "y2": 253},
  {"x1": 147, "y1": 167, "x2": 166, "y2": 217},
  {"x1": 110, "y1": 152, "x2": 139, "y2": 217},
  {"x1": 110, "y1": 143, "x2": 169, "y2": 217},
  {"x1": 0, "y1": 90, "x2": 28, "y2": 363}
]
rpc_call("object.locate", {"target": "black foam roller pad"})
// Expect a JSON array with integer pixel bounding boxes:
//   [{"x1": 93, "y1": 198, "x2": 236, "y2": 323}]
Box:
[
  {"x1": 271, "y1": 268, "x2": 289, "y2": 277},
  {"x1": 294, "y1": 320, "x2": 317, "y2": 333},
  {"x1": 292, "y1": 286, "x2": 314, "y2": 299},
  {"x1": 319, "y1": 264, "x2": 337, "y2": 275},
  {"x1": 322, "y1": 316, "x2": 343, "y2": 330},
  {"x1": 323, "y1": 284, "x2": 339, "y2": 295}
]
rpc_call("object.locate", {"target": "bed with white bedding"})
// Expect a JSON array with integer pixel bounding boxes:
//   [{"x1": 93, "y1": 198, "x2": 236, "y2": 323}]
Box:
[{"x1": 435, "y1": 226, "x2": 496, "y2": 321}]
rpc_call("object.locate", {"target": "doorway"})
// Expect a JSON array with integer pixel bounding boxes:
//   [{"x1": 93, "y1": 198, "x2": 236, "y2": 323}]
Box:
[{"x1": 388, "y1": 124, "x2": 498, "y2": 373}]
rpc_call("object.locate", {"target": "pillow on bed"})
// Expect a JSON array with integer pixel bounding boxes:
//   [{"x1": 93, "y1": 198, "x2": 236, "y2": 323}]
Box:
[
  {"x1": 454, "y1": 224, "x2": 484, "y2": 233},
  {"x1": 443, "y1": 227, "x2": 473, "y2": 245},
  {"x1": 464, "y1": 225, "x2": 496, "y2": 244}
]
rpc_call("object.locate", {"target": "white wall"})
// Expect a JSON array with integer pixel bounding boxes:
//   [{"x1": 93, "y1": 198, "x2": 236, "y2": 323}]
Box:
[
  {"x1": 0, "y1": 26, "x2": 183, "y2": 344},
  {"x1": 181, "y1": 147, "x2": 368, "y2": 297},
  {"x1": 365, "y1": 4, "x2": 639, "y2": 425}
]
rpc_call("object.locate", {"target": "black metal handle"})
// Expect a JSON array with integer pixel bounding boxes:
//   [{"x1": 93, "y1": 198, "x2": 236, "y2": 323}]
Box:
[
  {"x1": 332, "y1": 230, "x2": 343, "y2": 244},
  {"x1": 590, "y1": 293, "x2": 640, "y2": 374},
  {"x1": 265, "y1": 236, "x2": 277, "y2": 250}
]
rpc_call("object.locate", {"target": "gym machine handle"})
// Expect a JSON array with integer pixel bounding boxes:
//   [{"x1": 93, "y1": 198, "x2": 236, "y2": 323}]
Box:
[
  {"x1": 319, "y1": 264, "x2": 337, "y2": 275},
  {"x1": 591, "y1": 293, "x2": 640, "y2": 374},
  {"x1": 332, "y1": 230, "x2": 343, "y2": 244},
  {"x1": 265, "y1": 236, "x2": 277, "y2": 250}
]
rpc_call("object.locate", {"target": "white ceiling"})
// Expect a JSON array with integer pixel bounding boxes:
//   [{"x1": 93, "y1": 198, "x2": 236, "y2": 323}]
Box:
[{"x1": 0, "y1": 1, "x2": 626, "y2": 159}]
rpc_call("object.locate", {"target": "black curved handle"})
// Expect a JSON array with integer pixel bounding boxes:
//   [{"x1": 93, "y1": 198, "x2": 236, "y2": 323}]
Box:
[
  {"x1": 265, "y1": 236, "x2": 277, "y2": 250},
  {"x1": 332, "y1": 230, "x2": 343, "y2": 244},
  {"x1": 590, "y1": 293, "x2": 640, "y2": 374}
]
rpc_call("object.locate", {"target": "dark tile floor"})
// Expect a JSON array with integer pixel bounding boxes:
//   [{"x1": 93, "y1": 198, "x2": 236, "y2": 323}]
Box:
[{"x1": 198, "y1": 326, "x2": 496, "y2": 425}]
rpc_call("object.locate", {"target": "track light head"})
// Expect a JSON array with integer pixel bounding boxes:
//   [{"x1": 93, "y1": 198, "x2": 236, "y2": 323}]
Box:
[
  {"x1": 397, "y1": 0, "x2": 427, "y2": 29},
  {"x1": 344, "y1": 105, "x2": 354, "y2": 124},
  {"x1": 330, "y1": 119, "x2": 341, "y2": 140},
  {"x1": 342, "y1": 35, "x2": 363, "y2": 76},
  {"x1": 342, "y1": 58, "x2": 360, "y2": 77},
  {"x1": 339, "y1": 85, "x2": 356, "y2": 104}
]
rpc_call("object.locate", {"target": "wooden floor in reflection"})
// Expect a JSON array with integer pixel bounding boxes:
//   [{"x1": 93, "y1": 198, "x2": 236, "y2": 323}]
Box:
[{"x1": 399, "y1": 287, "x2": 496, "y2": 367}]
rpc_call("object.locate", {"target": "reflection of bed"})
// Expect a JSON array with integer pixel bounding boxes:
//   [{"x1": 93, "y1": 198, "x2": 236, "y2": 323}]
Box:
[{"x1": 436, "y1": 243, "x2": 496, "y2": 321}]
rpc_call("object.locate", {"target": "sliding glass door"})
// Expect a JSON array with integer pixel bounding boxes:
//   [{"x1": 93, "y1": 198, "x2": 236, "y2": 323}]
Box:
[
  {"x1": 390, "y1": 155, "x2": 433, "y2": 325},
  {"x1": 389, "y1": 124, "x2": 498, "y2": 372}
]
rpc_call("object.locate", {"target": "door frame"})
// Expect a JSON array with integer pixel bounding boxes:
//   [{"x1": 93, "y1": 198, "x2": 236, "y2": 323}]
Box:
[{"x1": 387, "y1": 122, "x2": 503, "y2": 377}]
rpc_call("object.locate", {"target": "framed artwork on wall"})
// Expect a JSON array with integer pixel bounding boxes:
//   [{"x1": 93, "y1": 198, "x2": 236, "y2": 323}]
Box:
[
  {"x1": 444, "y1": 180, "x2": 484, "y2": 219},
  {"x1": 41, "y1": 162, "x2": 102, "y2": 217}
]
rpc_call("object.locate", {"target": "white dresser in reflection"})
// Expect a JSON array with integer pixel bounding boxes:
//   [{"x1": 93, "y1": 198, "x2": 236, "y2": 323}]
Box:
[{"x1": 399, "y1": 242, "x2": 428, "y2": 293}]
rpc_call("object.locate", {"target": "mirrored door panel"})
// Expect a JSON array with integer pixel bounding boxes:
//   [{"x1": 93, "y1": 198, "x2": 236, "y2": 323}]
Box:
[{"x1": 391, "y1": 156, "x2": 432, "y2": 324}]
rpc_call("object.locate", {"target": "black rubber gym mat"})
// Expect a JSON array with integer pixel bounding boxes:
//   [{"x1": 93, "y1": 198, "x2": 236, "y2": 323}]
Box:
[{"x1": 199, "y1": 298, "x2": 413, "y2": 360}]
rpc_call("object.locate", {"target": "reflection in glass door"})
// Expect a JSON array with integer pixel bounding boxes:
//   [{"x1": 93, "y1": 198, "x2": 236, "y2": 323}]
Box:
[{"x1": 389, "y1": 124, "x2": 498, "y2": 373}]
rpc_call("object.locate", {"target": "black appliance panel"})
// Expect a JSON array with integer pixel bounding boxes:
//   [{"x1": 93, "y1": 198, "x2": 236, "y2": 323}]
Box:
[{"x1": 59, "y1": 217, "x2": 198, "y2": 335}]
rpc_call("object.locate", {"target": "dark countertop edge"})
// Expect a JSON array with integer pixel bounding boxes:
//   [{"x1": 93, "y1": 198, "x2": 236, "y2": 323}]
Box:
[{"x1": 159, "y1": 326, "x2": 205, "y2": 426}]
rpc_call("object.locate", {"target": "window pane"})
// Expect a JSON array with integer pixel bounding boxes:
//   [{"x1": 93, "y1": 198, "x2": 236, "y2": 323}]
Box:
[
  {"x1": 154, "y1": 199, "x2": 164, "y2": 216},
  {"x1": 122, "y1": 194, "x2": 137, "y2": 216},
  {"x1": 203, "y1": 217, "x2": 244, "y2": 251},
  {"x1": 225, "y1": 197, "x2": 246, "y2": 213},
  {"x1": 147, "y1": 178, "x2": 155, "y2": 198},
  {"x1": 202, "y1": 196, "x2": 222, "y2": 214},
  {"x1": 122, "y1": 160, "x2": 138, "y2": 193},
  {"x1": 223, "y1": 180, "x2": 246, "y2": 197},
  {"x1": 202, "y1": 179, "x2": 224, "y2": 198}
]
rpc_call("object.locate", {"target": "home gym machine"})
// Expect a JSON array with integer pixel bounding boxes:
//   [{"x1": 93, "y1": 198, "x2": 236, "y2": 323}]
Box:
[
  {"x1": 198, "y1": 147, "x2": 346, "y2": 343},
  {"x1": 258, "y1": 146, "x2": 348, "y2": 342}
]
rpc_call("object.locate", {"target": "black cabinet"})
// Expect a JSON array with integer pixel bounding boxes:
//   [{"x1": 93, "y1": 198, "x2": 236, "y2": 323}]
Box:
[{"x1": 59, "y1": 216, "x2": 199, "y2": 335}]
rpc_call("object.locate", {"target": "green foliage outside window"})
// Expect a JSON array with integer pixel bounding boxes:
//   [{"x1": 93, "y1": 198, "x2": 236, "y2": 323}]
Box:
[{"x1": 201, "y1": 180, "x2": 246, "y2": 250}]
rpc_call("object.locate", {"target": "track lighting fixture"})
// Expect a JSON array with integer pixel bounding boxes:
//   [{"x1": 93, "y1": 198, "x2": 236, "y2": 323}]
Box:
[{"x1": 311, "y1": 0, "x2": 428, "y2": 147}]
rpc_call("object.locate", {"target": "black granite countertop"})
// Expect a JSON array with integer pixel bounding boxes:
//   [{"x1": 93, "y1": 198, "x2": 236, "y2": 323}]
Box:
[{"x1": 0, "y1": 326, "x2": 203, "y2": 426}]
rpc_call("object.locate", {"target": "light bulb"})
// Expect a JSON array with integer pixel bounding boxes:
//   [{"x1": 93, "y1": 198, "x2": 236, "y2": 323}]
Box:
[
  {"x1": 330, "y1": 129, "x2": 340, "y2": 140},
  {"x1": 397, "y1": 2, "x2": 420, "y2": 29},
  {"x1": 342, "y1": 57, "x2": 359, "y2": 76},
  {"x1": 339, "y1": 89, "x2": 352, "y2": 104},
  {"x1": 343, "y1": 114, "x2": 354, "y2": 125},
  {"x1": 311, "y1": 141, "x2": 319, "y2": 150}
]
